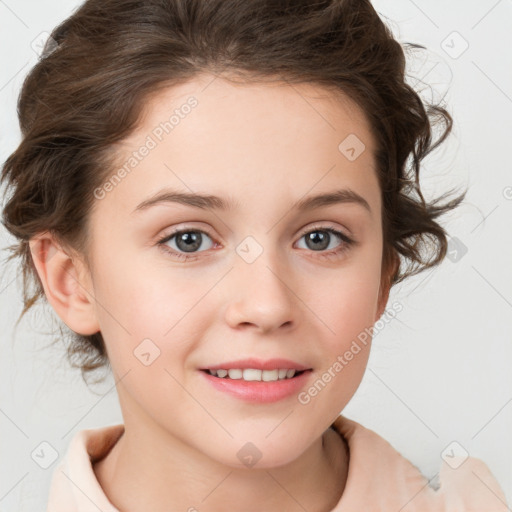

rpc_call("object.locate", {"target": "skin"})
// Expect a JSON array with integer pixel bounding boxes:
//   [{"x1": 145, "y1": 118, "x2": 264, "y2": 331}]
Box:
[{"x1": 30, "y1": 73, "x2": 398, "y2": 512}]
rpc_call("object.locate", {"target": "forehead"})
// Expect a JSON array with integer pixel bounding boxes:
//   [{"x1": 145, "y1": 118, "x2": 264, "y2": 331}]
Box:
[
  {"x1": 137, "y1": 74, "x2": 375, "y2": 148},
  {"x1": 94, "y1": 74, "x2": 380, "y2": 224}
]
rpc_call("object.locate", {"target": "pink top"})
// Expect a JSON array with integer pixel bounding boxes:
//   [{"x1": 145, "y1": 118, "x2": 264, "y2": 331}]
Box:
[{"x1": 46, "y1": 414, "x2": 509, "y2": 511}]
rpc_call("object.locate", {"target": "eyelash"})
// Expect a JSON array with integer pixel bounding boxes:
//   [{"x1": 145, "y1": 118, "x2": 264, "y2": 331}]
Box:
[{"x1": 156, "y1": 224, "x2": 355, "y2": 262}]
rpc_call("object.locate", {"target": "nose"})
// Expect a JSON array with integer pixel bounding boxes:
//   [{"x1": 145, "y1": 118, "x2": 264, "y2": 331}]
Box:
[{"x1": 223, "y1": 250, "x2": 298, "y2": 334}]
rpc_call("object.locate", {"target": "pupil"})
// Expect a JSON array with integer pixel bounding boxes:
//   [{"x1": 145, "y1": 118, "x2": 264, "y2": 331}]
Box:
[
  {"x1": 307, "y1": 231, "x2": 329, "y2": 251},
  {"x1": 177, "y1": 232, "x2": 201, "y2": 252}
]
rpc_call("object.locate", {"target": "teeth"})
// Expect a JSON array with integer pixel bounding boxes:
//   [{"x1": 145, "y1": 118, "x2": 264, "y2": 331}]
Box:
[
  {"x1": 243, "y1": 369, "x2": 262, "y2": 381},
  {"x1": 207, "y1": 368, "x2": 299, "y2": 381},
  {"x1": 228, "y1": 369, "x2": 243, "y2": 379},
  {"x1": 262, "y1": 369, "x2": 279, "y2": 382}
]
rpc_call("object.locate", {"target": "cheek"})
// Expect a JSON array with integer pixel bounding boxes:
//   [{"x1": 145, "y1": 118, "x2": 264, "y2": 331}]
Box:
[
  {"x1": 90, "y1": 245, "x2": 209, "y2": 378},
  {"x1": 311, "y1": 248, "x2": 383, "y2": 346},
  {"x1": 310, "y1": 280, "x2": 377, "y2": 391},
  {"x1": 304, "y1": 266, "x2": 381, "y2": 412}
]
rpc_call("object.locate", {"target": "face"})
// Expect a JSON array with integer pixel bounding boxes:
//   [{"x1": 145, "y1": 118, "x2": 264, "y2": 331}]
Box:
[{"x1": 74, "y1": 74, "x2": 390, "y2": 467}]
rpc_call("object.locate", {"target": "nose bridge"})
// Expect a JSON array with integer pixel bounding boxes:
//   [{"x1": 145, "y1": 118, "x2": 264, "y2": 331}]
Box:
[{"x1": 224, "y1": 233, "x2": 298, "y2": 331}]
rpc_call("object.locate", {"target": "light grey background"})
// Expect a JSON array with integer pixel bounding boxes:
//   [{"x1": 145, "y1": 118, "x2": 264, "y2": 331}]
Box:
[{"x1": 1, "y1": 0, "x2": 511, "y2": 510}]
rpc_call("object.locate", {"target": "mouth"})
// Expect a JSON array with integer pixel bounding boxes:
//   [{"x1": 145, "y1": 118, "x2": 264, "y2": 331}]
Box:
[
  {"x1": 199, "y1": 364, "x2": 312, "y2": 403},
  {"x1": 200, "y1": 368, "x2": 309, "y2": 382},
  {"x1": 199, "y1": 357, "x2": 312, "y2": 383}
]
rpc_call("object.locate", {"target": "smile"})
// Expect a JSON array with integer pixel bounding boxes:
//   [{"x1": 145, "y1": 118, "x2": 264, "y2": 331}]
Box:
[
  {"x1": 199, "y1": 368, "x2": 312, "y2": 403},
  {"x1": 204, "y1": 368, "x2": 305, "y2": 381}
]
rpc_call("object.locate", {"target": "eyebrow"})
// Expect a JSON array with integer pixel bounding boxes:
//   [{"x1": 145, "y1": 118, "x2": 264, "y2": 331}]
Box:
[{"x1": 131, "y1": 187, "x2": 372, "y2": 215}]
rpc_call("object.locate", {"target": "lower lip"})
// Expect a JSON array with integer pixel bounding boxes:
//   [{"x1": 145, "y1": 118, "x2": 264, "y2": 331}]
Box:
[{"x1": 199, "y1": 370, "x2": 312, "y2": 403}]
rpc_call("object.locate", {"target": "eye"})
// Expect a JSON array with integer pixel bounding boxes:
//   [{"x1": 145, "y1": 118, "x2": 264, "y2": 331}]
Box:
[
  {"x1": 157, "y1": 228, "x2": 216, "y2": 260},
  {"x1": 295, "y1": 225, "x2": 355, "y2": 260},
  {"x1": 156, "y1": 224, "x2": 356, "y2": 261}
]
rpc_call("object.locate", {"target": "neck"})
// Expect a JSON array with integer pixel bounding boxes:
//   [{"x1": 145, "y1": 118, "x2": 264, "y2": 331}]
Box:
[{"x1": 93, "y1": 421, "x2": 349, "y2": 512}]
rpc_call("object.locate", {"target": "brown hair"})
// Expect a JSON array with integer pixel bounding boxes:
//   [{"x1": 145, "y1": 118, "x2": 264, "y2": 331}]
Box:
[{"x1": 1, "y1": 0, "x2": 466, "y2": 384}]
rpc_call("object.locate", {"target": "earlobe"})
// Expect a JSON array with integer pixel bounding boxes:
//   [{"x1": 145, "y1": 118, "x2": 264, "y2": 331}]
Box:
[
  {"x1": 29, "y1": 233, "x2": 100, "y2": 336},
  {"x1": 375, "y1": 252, "x2": 399, "y2": 321},
  {"x1": 375, "y1": 285, "x2": 389, "y2": 322}
]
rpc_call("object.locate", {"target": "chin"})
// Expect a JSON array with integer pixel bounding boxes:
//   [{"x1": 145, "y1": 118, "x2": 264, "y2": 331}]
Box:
[{"x1": 207, "y1": 439, "x2": 308, "y2": 470}]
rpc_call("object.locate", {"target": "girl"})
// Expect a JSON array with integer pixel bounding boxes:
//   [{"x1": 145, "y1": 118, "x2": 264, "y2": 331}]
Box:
[{"x1": 1, "y1": 0, "x2": 508, "y2": 510}]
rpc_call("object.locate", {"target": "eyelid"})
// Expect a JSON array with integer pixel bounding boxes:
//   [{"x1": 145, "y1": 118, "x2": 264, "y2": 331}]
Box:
[
  {"x1": 156, "y1": 221, "x2": 357, "y2": 262},
  {"x1": 157, "y1": 221, "x2": 353, "y2": 246},
  {"x1": 156, "y1": 222, "x2": 216, "y2": 242},
  {"x1": 296, "y1": 222, "x2": 352, "y2": 240},
  {"x1": 156, "y1": 224, "x2": 218, "y2": 249}
]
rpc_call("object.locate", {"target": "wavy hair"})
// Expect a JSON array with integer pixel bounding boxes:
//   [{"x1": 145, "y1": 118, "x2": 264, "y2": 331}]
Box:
[{"x1": 1, "y1": 0, "x2": 466, "y2": 383}]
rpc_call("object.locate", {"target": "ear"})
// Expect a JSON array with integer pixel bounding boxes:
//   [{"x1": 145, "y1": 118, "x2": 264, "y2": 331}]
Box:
[
  {"x1": 29, "y1": 232, "x2": 100, "y2": 336},
  {"x1": 375, "y1": 251, "x2": 399, "y2": 321}
]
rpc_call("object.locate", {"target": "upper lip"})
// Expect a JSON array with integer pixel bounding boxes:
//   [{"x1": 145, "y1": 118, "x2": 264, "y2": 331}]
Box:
[{"x1": 200, "y1": 358, "x2": 311, "y2": 371}]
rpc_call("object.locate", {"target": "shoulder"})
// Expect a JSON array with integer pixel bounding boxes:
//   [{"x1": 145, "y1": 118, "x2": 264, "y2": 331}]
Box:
[
  {"x1": 329, "y1": 415, "x2": 508, "y2": 511},
  {"x1": 47, "y1": 424, "x2": 124, "y2": 512}
]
